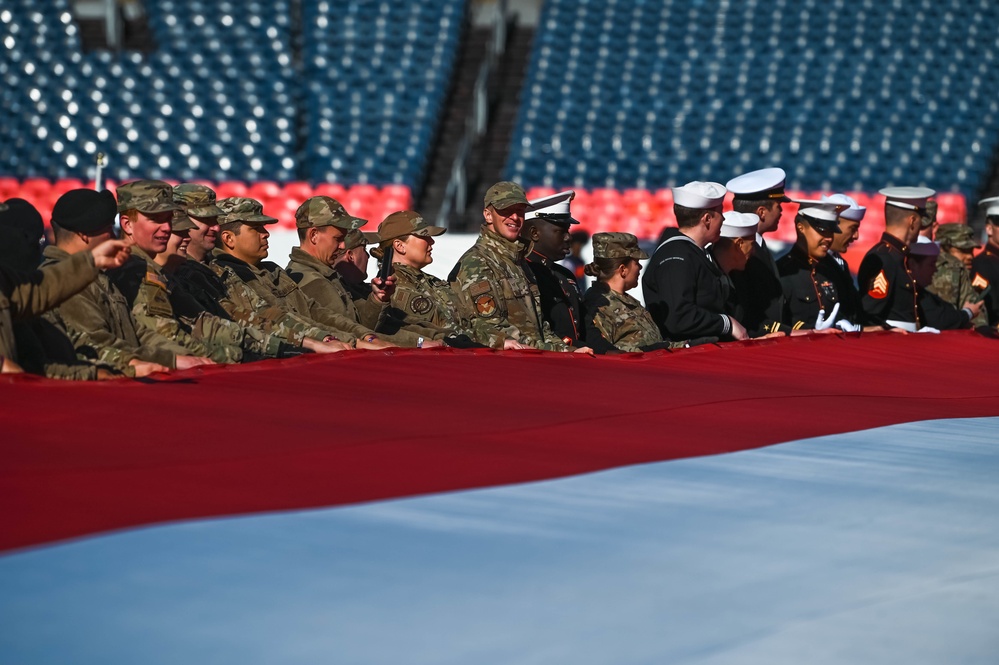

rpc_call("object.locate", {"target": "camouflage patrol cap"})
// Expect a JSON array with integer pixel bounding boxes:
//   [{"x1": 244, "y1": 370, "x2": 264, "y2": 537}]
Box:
[
  {"x1": 483, "y1": 181, "x2": 532, "y2": 210},
  {"x1": 935, "y1": 223, "x2": 979, "y2": 250},
  {"x1": 920, "y1": 200, "x2": 938, "y2": 229},
  {"x1": 116, "y1": 179, "x2": 181, "y2": 214},
  {"x1": 344, "y1": 228, "x2": 376, "y2": 250},
  {"x1": 375, "y1": 210, "x2": 446, "y2": 242},
  {"x1": 173, "y1": 183, "x2": 224, "y2": 217},
  {"x1": 295, "y1": 196, "x2": 366, "y2": 231},
  {"x1": 592, "y1": 232, "x2": 648, "y2": 260},
  {"x1": 171, "y1": 209, "x2": 197, "y2": 233},
  {"x1": 216, "y1": 197, "x2": 278, "y2": 225}
]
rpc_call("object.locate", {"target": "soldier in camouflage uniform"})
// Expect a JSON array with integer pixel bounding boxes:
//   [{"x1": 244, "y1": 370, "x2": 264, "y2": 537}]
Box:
[
  {"x1": 210, "y1": 197, "x2": 393, "y2": 350},
  {"x1": 582, "y1": 233, "x2": 675, "y2": 353},
  {"x1": 449, "y1": 182, "x2": 583, "y2": 352},
  {"x1": 110, "y1": 180, "x2": 243, "y2": 363},
  {"x1": 41, "y1": 189, "x2": 189, "y2": 376},
  {"x1": 285, "y1": 197, "x2": 438, "y2": 347},
  {"x1": 370, "y1": 210, "x2": 480, "y2": 345},
  {"x1": 929, "y1": 223, "x2": 988, "y2": 328}
]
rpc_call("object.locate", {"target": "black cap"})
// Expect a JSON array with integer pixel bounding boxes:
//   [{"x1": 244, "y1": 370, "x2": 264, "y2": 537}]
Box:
[
  {"x1": 0, "y1": 198, "x2": 44, "y2": 240},
  {"x1": 52, "y1": 189, "x2": 118, "y2": 234}
]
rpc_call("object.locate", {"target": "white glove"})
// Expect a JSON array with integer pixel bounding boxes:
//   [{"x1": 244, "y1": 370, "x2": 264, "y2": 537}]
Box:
[
  {"x1": 916, "y1": 326, "x2": 941, "y2": 334},
  {"x1": 814, "y1": 302, "x2": 840, "y2": 331},
  {"x1": 835, "y1": 318, "x2": 861, "y2": 332}
]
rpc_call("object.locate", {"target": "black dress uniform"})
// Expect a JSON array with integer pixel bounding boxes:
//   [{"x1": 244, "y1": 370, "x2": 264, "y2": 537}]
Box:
[
  {"x1": 642, "y1": 229, "x2": 730, "y2": 342},
  {"x1": 776, "y1": 245, "x2": 841, "y2": 330},
  {"x1": 857, "y1": 233, "x2": 920, "y2": 328},
  {"x1": 819, "y1": 252, "x2": 867, "y2": 326},
  {"x1": 730, "y1": 240, "x2": 792, "y2": 336},
  {"x1": 525, "y1": 249, "x2": 584, "y2": 346},
  {"x1": 972, "y1": 241, "x2": 999, "y2": 326},
  {"x1": 918, "y1": 288, "x2": 972, "y2": 330}
]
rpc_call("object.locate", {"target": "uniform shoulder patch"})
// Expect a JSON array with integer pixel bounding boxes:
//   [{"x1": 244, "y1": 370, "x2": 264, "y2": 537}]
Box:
[
  {"x1": 409, "y1": 296, "x2": 433, "y2": 315},
  {"x1": 972, "y1": 272, "x2": 989, "y2": 291},
  {"x1": 868, "y1": 270, "x2": 889, "y2": 299},
  {"x1": 474, "y1": 293, "x2": 497, "y2": 317},
  {"x1": 469, "y1": 280, "x2": 492, "y2": 297},
  {"x1": 144, "y1": 269, "x2": 168, "y2": 291}
]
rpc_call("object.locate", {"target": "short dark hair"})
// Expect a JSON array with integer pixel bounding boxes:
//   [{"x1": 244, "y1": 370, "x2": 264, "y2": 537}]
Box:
[
  {"x1": 674, "y1": 203, "x2": 705, "y2": 228},
  {"x1": 50, "y1": 219, "x2": 76, "y2": 245},
  {"x1": 731, "y1": 199, "x2": 772, "y2": 215},
  {"x1": 884, "y1": 205, "x2": 915, "y2": 228}
]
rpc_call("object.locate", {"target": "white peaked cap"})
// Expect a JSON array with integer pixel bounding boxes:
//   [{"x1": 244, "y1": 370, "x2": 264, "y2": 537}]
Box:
[
  {"x1": 880, "y1": 186, "x2": 936, "y2": 210},
  {"x1": 525, "y1": 189, "x2": 577, "y2": 222},
  {"x1": 822, "y1": 193, "x2": 866, "y2": 221},
  {"x1": 672, "y1": 181, "x2": 727, "y2": 209},
  {"x1": 978, "y1": 195, "x2": 999, "y2": 217},
  {"x1": 909, "y1": 235, "x2": 941, "y2": 257},
  {"x1": 725, "y1": 167, "x2": 790, "y2": 201},
  {"x1": 720, "y1": 211, "x2": 759, "y2": 238}
]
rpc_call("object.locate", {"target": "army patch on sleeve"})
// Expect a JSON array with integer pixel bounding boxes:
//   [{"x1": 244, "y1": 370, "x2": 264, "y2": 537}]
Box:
[
  {"x1": 409, "y1": 296, "x2": 433, "y2": 315},
  {"x1": 474, "y1": 293, "x2": 497, "y2": 317},
  {"x1": 868, "y1": 270, "x2": 889, "y2": 299},
  {"x1": 144, "y1": 269, "x2": 168, "y2": 291},
  {"x1": 972, "y1": 273, "x2": 989, "y2": 291},
  {"x1": 469, "y1": 280, "x2": 492, "y2": 297}
]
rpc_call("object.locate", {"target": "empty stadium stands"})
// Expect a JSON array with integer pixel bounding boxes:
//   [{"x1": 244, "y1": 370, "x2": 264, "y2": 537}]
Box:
[{"x1": 507, "y1": 0, "x2": 999, "y2": 201}]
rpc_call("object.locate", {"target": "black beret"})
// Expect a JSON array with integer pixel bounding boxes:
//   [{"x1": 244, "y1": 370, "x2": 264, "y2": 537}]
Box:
[
  {"x1": 52, "y1": 189, "x2": 118, "y2": 234},
  {"x1": 0, "y1": 198, "x2": 44, "y2": 240}
]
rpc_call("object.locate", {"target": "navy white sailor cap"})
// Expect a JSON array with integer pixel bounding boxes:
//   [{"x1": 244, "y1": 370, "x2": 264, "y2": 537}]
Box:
[
  {"x1": 525, "y1": 189, "x2": 578, "y2": 224},
  {"x1": 724, "y1": 167, "x2": 791, "y2": 202},
  {"x1": 822, "y1": 193, "x2": 866, "y2": 222},
  {"x1": 672, "y1": 181, "x2": 727, "y2": 209},
  {"x1": 796, "y1": 203, "x2": 842, "y2": 233},
  {"x1": 720, "y1": 211, "x2": 759, "y2": 238},
  {"x1": 880, "y1": 186, "x2": 936, "y2": 211},
  {"x1": 909, "y1": 235, "x2": 941, "y2": 257},
  {"x1": 978, "y1": 195, "x2": 999, "y2": 217}
]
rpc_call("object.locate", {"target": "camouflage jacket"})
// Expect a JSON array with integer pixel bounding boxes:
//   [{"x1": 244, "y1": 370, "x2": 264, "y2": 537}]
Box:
[
  {"x1": 42, "y1": 245, "x2": 185, "y2": 369},
  {"x1": 928, "y1": 251, "x2": 987, "y2": 327},
  {"x1": 1, "y1": 250, "x2": 99, "y2": 364},
  {"x1": 13, "y1": 313, "x2": 116, "y2": 380},
  {"x1": 448, "y1": 225, "x2": 568, "y2": 351},
  {"x1": 382, "y1": 262, "x2": 472, "y2": 338},
  {"x1": 582, "y1": 282, "x2": 672, "y2": 353},
  {"x1": 210, "y1": 250, "x2": 358, "y2": 344},
  {"x1": 110, "y1": 248, "x2": 243, "y2": 363},
  {"x1": 287, "y1": 247, "x2": 430, "y2": 346}
]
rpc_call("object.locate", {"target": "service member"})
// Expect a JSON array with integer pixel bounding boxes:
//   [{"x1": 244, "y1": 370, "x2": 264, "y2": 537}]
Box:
[
  {"x1": 819, "y1": 193, "x2": 867, "y2": 325},
  {"x1": 971, "y1": 196, "x2": 999, "y2": 326},
  {"x1": 642, "y1": 180, "x2": 746, "y2": 342},
  {"x1": 449, "y1": 181, "x2": 579, "y2": 351},
  {"x1": 776, "y1": 204, "x2": 853, "y2": 331},
  {"x1": 928, "y1": 224, "x2": 987, "y2": 328},
  {"x1": 582, "y1": 232, "x2": 674, "y2": 353},
  {"x1": 908, "y1": 236, "x2": 980, "y2": 331},
  {"x1": 857, "y1": 186, "x2": 934, "y2": 330},
  {"x1": 372, "y1": 210, "x2": 481, "y2": 345},
  {"x1": 710, "y1": 211, "x2": 761, "y2": 333},
  {"x1": 522, "y1": 190, "x2": 584, "y2": 346},
  {"x1": 724, "y1": 167, "x2": 794, "y2": 335},
  {"x1": 918, "y1": 200, "x2": 939, "y2": 240}
]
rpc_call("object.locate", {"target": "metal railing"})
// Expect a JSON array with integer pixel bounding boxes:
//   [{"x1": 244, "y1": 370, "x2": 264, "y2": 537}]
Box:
[{"x1": 436, "y1": 0, "x2": 509, "y2": 229}]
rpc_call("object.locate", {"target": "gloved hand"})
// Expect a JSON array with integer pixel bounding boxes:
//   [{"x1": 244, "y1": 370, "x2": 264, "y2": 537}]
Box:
[
  {"x1": 916, "y1": 326, "x2": 941, "y2": 334},
  {"x1": 835, "y1": 318, "x2": 861, "y2": 332},
  {"x1": 814, "y1": 302, "x2": 841, "y2": 331}
]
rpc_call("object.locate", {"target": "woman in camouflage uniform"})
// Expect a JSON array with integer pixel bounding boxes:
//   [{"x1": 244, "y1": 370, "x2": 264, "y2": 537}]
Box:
[
  {"x1": 582, "y1": 233, "x2": 674, "y2": 353},
  {"x1": 373, "y1": 211, "x2": 480, "y2": 345}
]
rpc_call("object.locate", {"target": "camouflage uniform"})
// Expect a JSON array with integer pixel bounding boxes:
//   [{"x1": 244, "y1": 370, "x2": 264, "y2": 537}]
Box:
[
  {"x1": 110, "y1": 246, "x2": 245, "y2": 363},
  {"x1": 211, "y1": 197, "x2": 361, "y2": 344},
  {"x1": 0, "y1": 250, "x2": 101, "y2": 366},
  {"x1": 928, "y1": 224, "x2": 987, "y2": 328},
  {"x1": 42, "y1": 245, "x2": 186, "y2": 369},
  {"x1": 582, "y1": 233, "x2": 674, "y2": 353},
  {"x1": 450, "y1": 223, "x2": 568, "y2": 351},
  {"x1": 387, "y1": 262, "x2": 473, "y2": 337}
]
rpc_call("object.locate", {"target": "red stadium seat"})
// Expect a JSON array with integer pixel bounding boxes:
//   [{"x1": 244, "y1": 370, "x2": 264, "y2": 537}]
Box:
[
  {"x1": 282, "y1": 181, "x2": 314, "y2": 204},
  {"x1": 249, "y1": 181, "x2": 282, "y2": 201},
  {"x1": 0, "y1": 177, "x2": 20, "y2": 201},
  {"x1": 314, "y1": 183, "x2": 347, "y2": 201},
  {"x1": 381, "y1": 184, "x2": 412, "y2": 208},
  {"x1": 215, "y1": 182, "x2": 249, "y2": 199}
]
